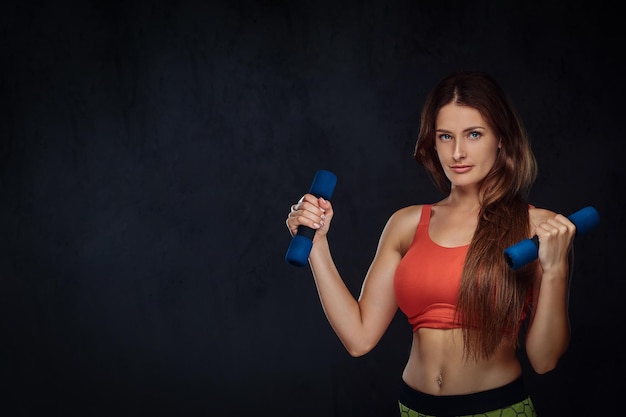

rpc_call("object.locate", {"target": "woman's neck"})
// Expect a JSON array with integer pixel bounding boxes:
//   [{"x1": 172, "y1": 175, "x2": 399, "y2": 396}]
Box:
[{"x1": 441, "y1": 188, "x2": 482, "y2": 212}]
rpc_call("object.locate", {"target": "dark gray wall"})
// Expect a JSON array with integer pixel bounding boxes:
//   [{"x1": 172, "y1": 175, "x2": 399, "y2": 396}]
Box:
[{"x1": 1, "y1": 1, "x2": 623, "y2": 416}]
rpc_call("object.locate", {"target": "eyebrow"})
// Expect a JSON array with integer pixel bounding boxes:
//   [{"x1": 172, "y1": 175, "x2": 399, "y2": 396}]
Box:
[{"x1": 436, "y1": 126, "x2": 487, "y2": 134}]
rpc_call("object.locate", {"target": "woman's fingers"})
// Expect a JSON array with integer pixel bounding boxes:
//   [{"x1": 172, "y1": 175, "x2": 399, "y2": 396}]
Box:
[
  {"x1": 286, "y1": 194, "x2": 332, "y2": 237},
  {"x1": 535, "y1": 214, "x2": 576, "y2": 271}
]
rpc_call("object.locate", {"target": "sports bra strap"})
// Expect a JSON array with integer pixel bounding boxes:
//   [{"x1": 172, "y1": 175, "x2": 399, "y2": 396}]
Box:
[{"x1": 418, "y1": 205, "x2": 432, "y2": 227}]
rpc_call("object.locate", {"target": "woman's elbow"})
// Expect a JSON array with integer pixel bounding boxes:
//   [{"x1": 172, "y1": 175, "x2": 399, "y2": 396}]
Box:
[
  {"x1": 528, "y1": 356, "x2": 559, "y2": 374},
  {"x1": 344, "y1": 340, "x2": 376, "y2": 357},
  {"x1": 526, "y1": 344, "x2": 569, "y2": 374}
]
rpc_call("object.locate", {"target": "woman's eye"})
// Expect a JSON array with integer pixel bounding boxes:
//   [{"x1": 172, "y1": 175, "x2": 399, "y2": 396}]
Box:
[
  {"x1": 439, "y1": 133, "x2": 452, "y2": 141},
  {"x1": 469, "y1": 131, "x2": 481, "y2": 139}
]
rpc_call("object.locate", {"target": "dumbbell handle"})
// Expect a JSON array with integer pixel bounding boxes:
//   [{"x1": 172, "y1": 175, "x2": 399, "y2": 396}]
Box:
[
  {"x1": 285, "y1": 170, "x2": 337, "y2": 267},
  {"x1": 504, "y1": 206, "x2": 600, "y2": 270}
]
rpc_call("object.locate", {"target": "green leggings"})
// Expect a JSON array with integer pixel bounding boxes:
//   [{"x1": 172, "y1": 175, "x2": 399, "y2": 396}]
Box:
[
  {"x1": 398, "y1": 396, "x2": 536, "y2": 417},
  {"x1": 398, "y1": 377, "x2": 536, "y2": 417}
]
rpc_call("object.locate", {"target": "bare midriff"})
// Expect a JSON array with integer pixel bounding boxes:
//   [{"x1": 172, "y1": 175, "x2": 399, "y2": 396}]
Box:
[{"x1": 402, "y1": 328, "x2": 522, "y2": 395}]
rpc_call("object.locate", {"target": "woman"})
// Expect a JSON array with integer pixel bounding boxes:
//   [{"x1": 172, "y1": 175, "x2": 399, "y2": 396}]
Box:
[{"x1": 285, "y1": 71, "x2": 575, "y2": 417}]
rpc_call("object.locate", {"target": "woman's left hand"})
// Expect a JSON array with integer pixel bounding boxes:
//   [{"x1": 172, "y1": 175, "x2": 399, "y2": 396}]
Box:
[{"x1": 535, "y1": 213, "x2": 576, "y2": 274}]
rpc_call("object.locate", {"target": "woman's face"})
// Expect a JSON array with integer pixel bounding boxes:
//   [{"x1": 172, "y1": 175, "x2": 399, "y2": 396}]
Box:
[{"x1": 434, "y1": 103, "x2": 501, "y2": 189}]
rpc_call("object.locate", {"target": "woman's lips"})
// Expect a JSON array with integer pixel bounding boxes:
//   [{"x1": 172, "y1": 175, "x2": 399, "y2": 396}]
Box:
[{"x1": 450, "y1": 165, "x2": 472, "y2": 173}]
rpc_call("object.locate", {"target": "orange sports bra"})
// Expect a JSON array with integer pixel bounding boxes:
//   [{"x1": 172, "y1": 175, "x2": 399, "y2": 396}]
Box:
[
  {"x1": 394, "y1": 204, "x2": 531, "y2": 332},
  {"x1": 394, "y1": 204, "x2": 467, "y2": 331}
]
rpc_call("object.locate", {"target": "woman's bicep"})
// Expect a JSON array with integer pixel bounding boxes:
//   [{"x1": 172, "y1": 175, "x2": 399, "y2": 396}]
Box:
[{"x1": 356, "y1": 212, "x2": 410, "y2": 333}]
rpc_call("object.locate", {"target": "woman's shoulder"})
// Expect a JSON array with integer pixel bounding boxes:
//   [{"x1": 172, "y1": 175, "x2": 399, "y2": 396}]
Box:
[
  {"x1": 386, "y1": 204, "x2": 435, "y2": 235},
  {"x1": 382, "y1": 205, "x2": 429, "y2": 254},
  {"x1": 388, "y1": 204, "x2": 428, "y2": 224}
]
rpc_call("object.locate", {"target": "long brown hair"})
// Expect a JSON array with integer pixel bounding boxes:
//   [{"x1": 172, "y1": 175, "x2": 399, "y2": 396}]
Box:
[{"x1": 414, "y1": 71, "x2": 538, "y2": 361}]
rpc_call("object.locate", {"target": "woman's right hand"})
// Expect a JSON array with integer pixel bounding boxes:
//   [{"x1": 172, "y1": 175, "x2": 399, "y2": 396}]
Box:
[{"x1": 286, "y1": 193, "x2": 334, "y2": 242}]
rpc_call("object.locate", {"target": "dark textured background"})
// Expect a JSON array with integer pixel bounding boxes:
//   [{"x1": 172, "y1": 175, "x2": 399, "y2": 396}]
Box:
[{"x1": 1, "y1": 1, "x2": 623, "y2": 416}]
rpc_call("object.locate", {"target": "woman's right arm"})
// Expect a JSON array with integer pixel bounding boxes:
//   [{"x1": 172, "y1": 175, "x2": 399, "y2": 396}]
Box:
[{"x1": 286, "y1": 194, "x2": 416, "y2": 357}]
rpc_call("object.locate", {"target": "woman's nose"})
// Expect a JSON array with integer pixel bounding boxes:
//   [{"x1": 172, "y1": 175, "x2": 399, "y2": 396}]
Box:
[{"x1": 453, "y1": 141, "x2": 466, "y2": 160}]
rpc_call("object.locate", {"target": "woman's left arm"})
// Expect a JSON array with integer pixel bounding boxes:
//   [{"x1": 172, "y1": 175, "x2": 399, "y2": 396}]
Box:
[{"x1": 525, "y1": 210, "x2": 577, "y2": 374}]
